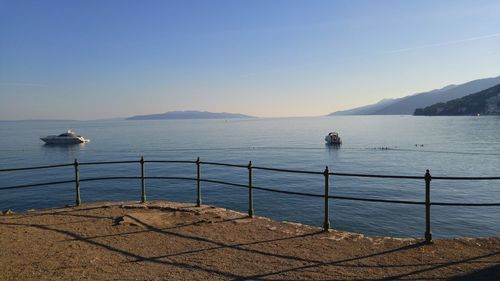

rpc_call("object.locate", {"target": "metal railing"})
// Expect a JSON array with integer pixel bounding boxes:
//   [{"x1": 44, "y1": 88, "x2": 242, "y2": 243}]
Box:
[{"x1": 1, "y1": 157, "x2": 500, "y2": 243}]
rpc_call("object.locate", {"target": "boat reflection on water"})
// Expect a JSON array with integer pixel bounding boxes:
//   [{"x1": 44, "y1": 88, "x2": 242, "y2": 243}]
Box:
[
  {"x1": 325, "y1": 142, "x2": 341, "y2": 149},
  {"x1": 41, "y1": 141, "x2": 87, "y2": 160},
  {"x1": 42, "y1": 142, "x2": 87, "y2": 148},
  {"x1": 42, "y1": 141, "x2": 87, "y2": 152}
]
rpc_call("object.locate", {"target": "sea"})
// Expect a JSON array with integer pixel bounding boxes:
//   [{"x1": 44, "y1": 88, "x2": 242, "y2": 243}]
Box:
[{"x1": 1, "y1": 116, "x2": 499, "y2": 238}]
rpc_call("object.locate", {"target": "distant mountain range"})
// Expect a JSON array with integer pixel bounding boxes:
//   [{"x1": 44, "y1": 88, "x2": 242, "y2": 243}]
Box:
[
  {"x1": 329, "y1": 76, "x2": 500, "y2": 115},
  {"x1": 328, "y1": 98, "x2": 398, "y2": 115},
  {"x1": 414, "y1": 84, "x2": 500, "y2": 116},
  {"x1": 127, "y1": 110, "x2": 256, "y2": 120}
]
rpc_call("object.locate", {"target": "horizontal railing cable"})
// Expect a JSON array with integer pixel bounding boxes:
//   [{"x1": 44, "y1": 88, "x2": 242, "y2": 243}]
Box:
[
  {"x1": 0, "y1": 180, "x2": 75, "y2": 190},
  {"x1": 79, "y1": 160, "x2": 140, "y2": 166},
  {"x1": 0, "y1": 163, "x2": 73, "y2": 172},
  {"x1": 252, "y1": 166, "x2": 323, "y2": 175},
  {"x1": 432, "y1": 176, "x2": 500, "y2": 181},
  {"x1": 252, "y1": 185, "x2": 324, "y2": 198},
  {"x1": 145, "y1": 160, "x2": 196, "y2": 164},
  {"x1": 200, "y1": 178, "x2": 249, "y2": 188},
  {"x1": 331, "y1": 172, "x2": 423, "y2": 180},
  {"x1": 431, "y1": 202, "x2": 500, "y2": 206},
  {"x1": 79, "y1": 176, "x2": 141, "y2": 182},
  {"x1": 145, "y1": 176, "x2": 197, "y2": 181},
  {"x1": 200, "y1": 161, "x2": 248, "y2": 169},
  {"x1": 329, "y1": 195, "x2": 424, "y2": 205},
  {"x1": 2, "y1": 160, "x2": 500, "y2": 180}
]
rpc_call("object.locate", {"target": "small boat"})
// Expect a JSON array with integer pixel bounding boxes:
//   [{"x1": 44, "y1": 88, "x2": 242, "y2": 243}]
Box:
[
  {"x1": 41, "y1": 130, "x2": 90, "y2": 144},
  {"x1": 325, "y1": 132, "x2": 342, "y2": 145}
]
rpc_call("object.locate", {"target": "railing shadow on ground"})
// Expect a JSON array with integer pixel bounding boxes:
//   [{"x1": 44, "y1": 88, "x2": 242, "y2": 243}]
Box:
[
  {"x1": 1, "y1": 206, "x2": 499, "y2": 280},
  {"x1": 235, "y1": 250, "x2": 500, "y2": 281},
  {"x1": 448, "y1": 264, "x2": 500, "y2": 281},
  {"x1": 1, "y1": 157, "x2": 500, "y2": 242},
  {"x1": 0, "y1": 220, "x2": 240, "y2": 279}
]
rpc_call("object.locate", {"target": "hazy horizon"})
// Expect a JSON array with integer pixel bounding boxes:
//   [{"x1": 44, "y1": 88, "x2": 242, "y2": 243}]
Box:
[{"x1": 1, "y1": 0, "x2": 500, "y2": 120}]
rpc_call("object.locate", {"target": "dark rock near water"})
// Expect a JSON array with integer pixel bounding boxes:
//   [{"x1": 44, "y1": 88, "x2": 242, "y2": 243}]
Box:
[{"x1": 2, "y1": 209, "x2": 15, "y2": 215}]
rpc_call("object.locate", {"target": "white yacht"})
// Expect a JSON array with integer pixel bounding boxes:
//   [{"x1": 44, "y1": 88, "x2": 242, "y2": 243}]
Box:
[
  {"x1": 41, "y1": 130, "x2": 90, "y2": 144},
  {"x1": 325, "y1": 132, "x2": 342, "y2": 145}
]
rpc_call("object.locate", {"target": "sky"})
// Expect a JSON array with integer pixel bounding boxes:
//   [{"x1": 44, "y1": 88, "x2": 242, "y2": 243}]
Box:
[{"x1": 1, "y1": 0, "x2": 500, "y2": 120}]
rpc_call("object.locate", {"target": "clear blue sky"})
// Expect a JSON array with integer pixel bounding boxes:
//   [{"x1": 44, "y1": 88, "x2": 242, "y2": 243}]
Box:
[{"x1": 1, "y1": 0, "x2": 499, "y2": 120}]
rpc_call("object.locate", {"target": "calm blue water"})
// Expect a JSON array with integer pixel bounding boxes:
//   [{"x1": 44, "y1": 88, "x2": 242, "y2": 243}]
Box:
[{"x1": 1, "y1": 116, "x2": 499, "y2": 238}]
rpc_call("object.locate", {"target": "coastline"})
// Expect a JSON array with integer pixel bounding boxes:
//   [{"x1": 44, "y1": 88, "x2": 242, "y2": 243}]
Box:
[{"x1": 1, "y1": 201, "x2": 499, "y2": 280}]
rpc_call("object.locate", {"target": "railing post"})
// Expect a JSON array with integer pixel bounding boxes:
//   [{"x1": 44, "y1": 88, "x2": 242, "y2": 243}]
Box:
[
  {"x1": 196, "y1": 157, "x2": 201, "y2": 207},
  {"x1": 140, "y1": 156, "x2": 146, "y2": 203},
  {"x1": 248, "y1": 161, "x2": 254, "y2": 218},
  {"x1": 425, "y1": 169, "x2": 432, "y2": 243},
  {"x1": 323, "y1": 166, "x2": 330, "y2": 231},
  {"x1": 74, "y1": 159, "x2": 81, "y2": 206}
]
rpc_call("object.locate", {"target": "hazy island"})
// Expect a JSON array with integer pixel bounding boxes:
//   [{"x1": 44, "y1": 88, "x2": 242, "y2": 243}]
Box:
[
  {"x1": 414, "y1": 83, "x2": 500, "y2": 116},
  {"x1": 127, "y1": 110, "x2": 256, "y2": 120}
]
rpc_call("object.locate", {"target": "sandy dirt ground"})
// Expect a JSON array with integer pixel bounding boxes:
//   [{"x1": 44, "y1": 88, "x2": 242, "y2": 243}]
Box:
[{"x1": 0, "y1": 201, "x2": 499, "y2": 280}]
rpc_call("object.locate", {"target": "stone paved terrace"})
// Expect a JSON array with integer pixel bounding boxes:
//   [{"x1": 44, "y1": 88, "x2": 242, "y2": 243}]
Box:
[{"x1": 1, "y1": 201, "x2": 499, "y2": 280}]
